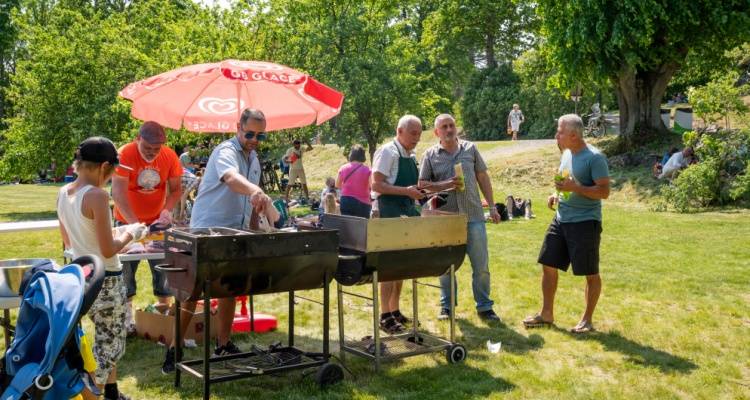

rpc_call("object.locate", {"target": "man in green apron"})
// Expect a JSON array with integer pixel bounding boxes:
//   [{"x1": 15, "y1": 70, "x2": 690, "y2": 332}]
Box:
[{"x1": 371, "y1": 114, "x2": 425, "y2": 334}]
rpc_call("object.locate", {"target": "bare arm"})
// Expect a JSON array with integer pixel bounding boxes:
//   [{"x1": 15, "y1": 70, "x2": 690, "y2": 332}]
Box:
[
  {"x1": 476, "y1": 170, "x2": 501, "y2": 223},
  {"x1": 222, "y1": 170, "x2": 263, "y2": 197},
  {"x1": 372, "y1": 171, "x2": 423, "y2": 200},
  {"x1": 163, "y1": 176, "x2": 182, "y2": 212},
  {"x1": 111, "y1": 174, "x2": 139, "y2": 224},
  {"x1": 86, "y1": 189, "x2": 133, "y2": 258},
  {"x1": 556, "y1": 177, "x2": 610, "y2": 200},
  {"x1": 418, "y1": 178, "x2": 456, "y2": 193},
  {"x1": 221, "y1": 170, "x2": 279, "y2": 221}
]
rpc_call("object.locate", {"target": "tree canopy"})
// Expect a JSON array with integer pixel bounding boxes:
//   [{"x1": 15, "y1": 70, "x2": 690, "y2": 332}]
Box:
[{"x1": 537, "y1": 0, "x2": 750, "y2": 146}]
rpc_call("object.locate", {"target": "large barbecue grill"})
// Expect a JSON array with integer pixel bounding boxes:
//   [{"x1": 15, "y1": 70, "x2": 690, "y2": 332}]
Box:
[
  {"x1": 157, "y1": 226, "x2": 344, "y2": 400},
  {"x1": 321, "y1": 213, "x2": 469, "y2": 369}
]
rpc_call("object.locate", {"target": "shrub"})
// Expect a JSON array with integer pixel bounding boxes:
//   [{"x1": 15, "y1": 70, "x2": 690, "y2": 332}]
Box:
[
  {"x1": 664, "y1": 161, "x2": 720, "y2": 212},
  {"x1": 663, "y1": 129, "x2": 750, "y2": 211}
]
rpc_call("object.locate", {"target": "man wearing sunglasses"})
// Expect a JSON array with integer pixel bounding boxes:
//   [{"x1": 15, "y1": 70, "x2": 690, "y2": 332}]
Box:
[{"x1": 161, "y1": 108, "x2": 279, "y2": 374}]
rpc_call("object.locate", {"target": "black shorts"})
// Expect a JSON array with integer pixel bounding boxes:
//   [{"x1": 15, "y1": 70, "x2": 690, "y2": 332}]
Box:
[{"x1": 537, "y1": 217, "x2": 602, "y2": 276}]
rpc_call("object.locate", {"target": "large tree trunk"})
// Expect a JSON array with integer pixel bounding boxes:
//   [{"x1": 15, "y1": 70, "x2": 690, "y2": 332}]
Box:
[{"x1": 613, "y1": 62, "x2": 680, "y2": 150}]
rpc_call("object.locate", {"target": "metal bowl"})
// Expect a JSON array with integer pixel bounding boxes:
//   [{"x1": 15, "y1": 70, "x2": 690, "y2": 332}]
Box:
[{"x1": 0, "y1": 258, "x2": 52, "y2": 297}]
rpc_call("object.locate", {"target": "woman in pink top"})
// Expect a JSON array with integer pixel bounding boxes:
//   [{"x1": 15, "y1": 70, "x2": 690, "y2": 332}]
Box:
[{"x1": 336, "y1": 145, "x2": 372, "y2": 218}]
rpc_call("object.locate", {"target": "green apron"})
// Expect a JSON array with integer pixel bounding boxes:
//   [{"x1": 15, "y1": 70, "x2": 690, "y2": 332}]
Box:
[{"x1": 378, "y1": 141, "x2": 420, "y2": 218}]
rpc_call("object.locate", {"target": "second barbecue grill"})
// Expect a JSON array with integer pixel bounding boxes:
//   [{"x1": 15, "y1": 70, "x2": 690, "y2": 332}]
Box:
[{"x1": 321, "y1": 214, "x2": 469, "y2": 369}]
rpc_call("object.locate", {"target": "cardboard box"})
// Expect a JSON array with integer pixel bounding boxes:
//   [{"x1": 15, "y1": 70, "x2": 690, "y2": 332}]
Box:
[{"x1": 135, "y1": 305, "x2": 218, "y2": 345}]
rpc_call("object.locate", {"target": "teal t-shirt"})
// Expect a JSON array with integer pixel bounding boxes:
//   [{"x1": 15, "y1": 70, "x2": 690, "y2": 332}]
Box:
[{"x1": 556, "y1": 145, "x2": 609, "y2": 223}]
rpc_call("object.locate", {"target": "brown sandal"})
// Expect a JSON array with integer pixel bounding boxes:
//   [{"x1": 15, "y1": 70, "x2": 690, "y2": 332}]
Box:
[{"x1": 522, "y1": 313, "x2": 554, "y2": 328}]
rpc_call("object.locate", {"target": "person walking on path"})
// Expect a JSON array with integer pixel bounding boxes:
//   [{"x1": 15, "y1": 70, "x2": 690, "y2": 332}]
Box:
[{"x1": 507, "y1": 104, "x2": 525, "y2": 141}]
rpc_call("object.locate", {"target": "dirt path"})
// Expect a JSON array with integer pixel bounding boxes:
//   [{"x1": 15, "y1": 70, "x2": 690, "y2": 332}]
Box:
[{"x1": 481, "y1": 139, "x2": 556, "y2": 161}]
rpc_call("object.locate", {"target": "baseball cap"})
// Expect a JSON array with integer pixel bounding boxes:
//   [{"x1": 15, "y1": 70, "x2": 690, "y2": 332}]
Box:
[
  {"x1": 75, "y1": 137, "x2": 119, "y2": 165},
  {"x1": 138, "y1": 121, "x2": 167, "y2": 144}
]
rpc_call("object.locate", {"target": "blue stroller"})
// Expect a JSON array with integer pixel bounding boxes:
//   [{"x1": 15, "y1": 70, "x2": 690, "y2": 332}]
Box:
[{"x1": 0, "y1": 255, "x2": 104, "y2": 400}]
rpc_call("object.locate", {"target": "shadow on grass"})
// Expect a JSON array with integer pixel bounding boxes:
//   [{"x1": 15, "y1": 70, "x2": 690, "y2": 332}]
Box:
[
  {"x1": 0, "y1": 211, "x2": 58, "y2": 222},
  {"x1": 566, "y1": 330, "x2": 698, "y2": 374},
  {"x1": 119, "y1": 324, "x2": 516, "y2": 399},
  {"x1": 457, "y1": 319, "x2": 544, "y2": 357}
]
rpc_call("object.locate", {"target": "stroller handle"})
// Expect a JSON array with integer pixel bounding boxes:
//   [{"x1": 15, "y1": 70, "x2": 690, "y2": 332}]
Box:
[{"x1": 72, "y1": 255, "x2": 105, "y2": 318}]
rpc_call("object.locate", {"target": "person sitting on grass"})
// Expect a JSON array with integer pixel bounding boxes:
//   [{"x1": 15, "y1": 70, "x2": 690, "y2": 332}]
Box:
[
  {"x1": 57, "y1": 137, "x2": 148, "y2": 400},
  {"x1": 658, "y1": 147, "x2": 693, "y2": 180}
]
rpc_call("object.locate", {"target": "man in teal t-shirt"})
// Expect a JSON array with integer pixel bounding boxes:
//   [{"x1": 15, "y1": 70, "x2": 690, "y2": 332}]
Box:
[{"x1": 523, "y1": 114, "x2": 610, "y2": 334}]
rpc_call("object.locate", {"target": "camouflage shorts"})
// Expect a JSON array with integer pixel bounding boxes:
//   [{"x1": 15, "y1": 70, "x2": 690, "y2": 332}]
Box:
[{"x1": 88, "y1": 274, "x2": 127, "y2": 385}]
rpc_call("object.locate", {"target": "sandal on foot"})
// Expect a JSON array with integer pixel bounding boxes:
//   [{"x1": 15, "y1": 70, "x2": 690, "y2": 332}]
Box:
[
  {"x1": 570, "y1": 321, "x2": 595, "y2": 334},
  {"x1": 379, "y1": 317, "x2": 405, "y2": 334},
  {"x1": 522, "y1": 314, "x2": 553, "y2": 328}
]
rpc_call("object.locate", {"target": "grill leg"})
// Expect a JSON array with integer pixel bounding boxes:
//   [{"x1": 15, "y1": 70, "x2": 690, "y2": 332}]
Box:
[
  {"x1": 323, "y1": 270, "x2": 330, "y2": 357},
  {"x1": 372, "y1": 270, "x2": 380, "y2": 371},
  {"x1": 336, "y1": 282, "x2": 345, "y2": 363},
  {"x1": 2, "y1": 309, "x2": 11, "y2": 349},
  {"x1": 175, "y1": 299, "x2": 181, "y2": 388},
  {"x1": 449, "y1": 264, "x2": 456, "y2": 343},
  {"x1": 249, "y1": 295, "x2": 255, "y2": 332},
  {"x1": 203, "y1": 281, "x2": 210, "y2": 400},
  {"x1": 412, "y1": 279, "x2": 418, "y2": 338},
  {"x1": 288, "y1": 291, "x2": 294, "y2": 347}
]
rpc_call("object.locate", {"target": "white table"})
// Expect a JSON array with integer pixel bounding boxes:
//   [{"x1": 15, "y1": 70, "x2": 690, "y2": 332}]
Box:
[{"x1": 0, "y1": 219, "x2": 59, "y2": 234}]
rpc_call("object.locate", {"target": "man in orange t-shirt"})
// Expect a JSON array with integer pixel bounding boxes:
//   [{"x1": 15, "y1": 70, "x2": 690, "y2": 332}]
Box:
[{"x1": 112, "y1": 121, "x2": 182, "y2": 334}]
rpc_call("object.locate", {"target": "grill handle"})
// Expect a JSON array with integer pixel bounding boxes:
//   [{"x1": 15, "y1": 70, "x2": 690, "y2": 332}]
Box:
[
  {"x1": 153, "y1": 264, "x2": 187, "y2": 273},
  {"x1": 338, "y1": 254, "x2": 362, "y2": 261}
]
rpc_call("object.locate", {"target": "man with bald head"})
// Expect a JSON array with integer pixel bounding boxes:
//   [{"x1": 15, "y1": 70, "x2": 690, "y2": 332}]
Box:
[
  {"x1": 371, "y1": 114, "x2": 425, "y2": 334},
  {"x1": 419, "y1": 113, "x2": 501, "y2": 322},
  {"x1": 523, "y1": 114, "x2": 609, "y2": 333},
  {"x1": 161, "y1": 108, "x2": 279, "y2": 374}
]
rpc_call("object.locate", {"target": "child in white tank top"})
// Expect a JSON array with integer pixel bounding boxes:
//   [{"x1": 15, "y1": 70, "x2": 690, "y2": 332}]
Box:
[{"x1": 57, "y1": 137, "x2": 147, "y2": 400}]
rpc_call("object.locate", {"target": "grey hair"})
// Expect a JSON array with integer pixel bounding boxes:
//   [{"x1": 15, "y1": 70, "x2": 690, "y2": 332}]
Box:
[
  {"x1": 558, "y1": 114, "x2": 584, "y2": 137},
  {"x1": 239, "y1": 108, "x2": 266, "y2": 126},
  {"x1": 433, "y1": 113, "x2": 455, "y2": 128},
  {"x1": 397, "y1": 114, "x2": 422, "y2": 131}
]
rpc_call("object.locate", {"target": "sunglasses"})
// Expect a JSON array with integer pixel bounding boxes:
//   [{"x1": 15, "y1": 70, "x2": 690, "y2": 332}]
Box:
[{"x1": 242, "y1": 130, "x2": 267, "y2": 141}]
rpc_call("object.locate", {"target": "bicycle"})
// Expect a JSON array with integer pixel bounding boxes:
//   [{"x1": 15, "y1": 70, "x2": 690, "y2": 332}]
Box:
[
  {"x1": 259, "y1": 160, "x2": 282, "y2": 193},
  {"x1": 584, "y1": 113, "x2": 607, "y2": 138}
]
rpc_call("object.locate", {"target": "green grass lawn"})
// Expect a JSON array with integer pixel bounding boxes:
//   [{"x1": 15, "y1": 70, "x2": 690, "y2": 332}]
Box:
[{"x1": 0, "y1": 141, "x2": 748, "y2": 399}]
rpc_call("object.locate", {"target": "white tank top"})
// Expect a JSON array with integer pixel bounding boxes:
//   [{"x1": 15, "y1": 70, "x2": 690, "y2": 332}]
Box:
[{"x1": 57, "y1": 184, "x2": 121, "y2": 272}]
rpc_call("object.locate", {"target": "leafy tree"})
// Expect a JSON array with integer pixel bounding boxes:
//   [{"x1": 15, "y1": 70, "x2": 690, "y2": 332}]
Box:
[
  {"x1": 269, "y1": 0, "x2": 421, "y2": 160},
  {"x1": 537, "y1": 0, "x2": 750, "y2": 149},
  {"x1": 462, "y1": 65, "x2": 521, "y2": 140},
  {"x1": 689, "y1": 72, "x2": 749, "y2": 129}
]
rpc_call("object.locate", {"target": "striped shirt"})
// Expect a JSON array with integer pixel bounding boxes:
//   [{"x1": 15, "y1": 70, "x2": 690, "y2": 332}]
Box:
[{"x1": 419, "y1": 140, "x2": 487, "y2": 222}]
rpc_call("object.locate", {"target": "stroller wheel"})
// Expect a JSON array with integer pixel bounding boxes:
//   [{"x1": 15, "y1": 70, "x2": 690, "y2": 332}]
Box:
[{"x1": 34, "y1": 374, "x2": 54, "y2": 390}]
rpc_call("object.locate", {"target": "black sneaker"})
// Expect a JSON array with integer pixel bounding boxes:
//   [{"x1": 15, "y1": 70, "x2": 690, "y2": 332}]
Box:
[
  {"x1": 214, "y1": 340, "x2": 242, "y2": 356},
  {"x1": 478, "y1": 309, "x2": 501, "y2": 322},
  {"x1": 161, "y1": 347, "x2": 175, "y2": 374},
  {"x1": 437, "y1": 308, "x2": 451, "y2": 321}
]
